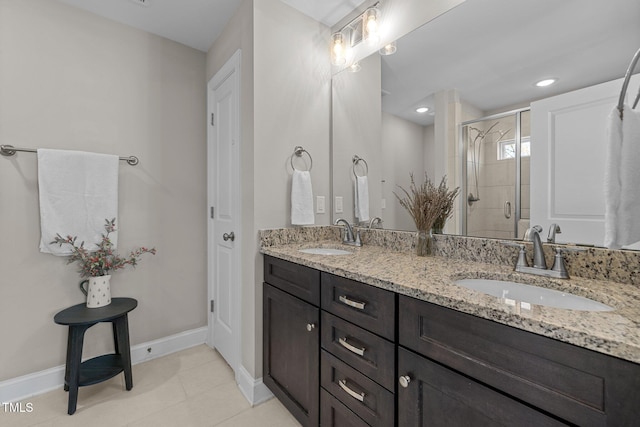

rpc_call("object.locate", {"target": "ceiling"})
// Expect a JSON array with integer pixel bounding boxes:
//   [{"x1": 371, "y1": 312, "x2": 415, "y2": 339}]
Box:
[
  {"x1": 55, "y1": 0, "x2": 359, "y2": 52},
  {"x1": 381, "y1": 0, "x2": 640, "y2": 126},
  {"x1": 53, "y1": 0, "x2": 639, "y2": 128}
]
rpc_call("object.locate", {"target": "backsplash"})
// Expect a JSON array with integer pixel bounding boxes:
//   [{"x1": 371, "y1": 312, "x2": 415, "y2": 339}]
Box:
[{"x1": 259, "y1": 226, "x2": 640, "y2": 287}]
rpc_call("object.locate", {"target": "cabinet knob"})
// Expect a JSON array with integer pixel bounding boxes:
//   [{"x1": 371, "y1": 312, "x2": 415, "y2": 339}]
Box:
[
  {"x1": 306, "y1": 323, "x2": 316, "y2": 332},
  {"x1": 399, "y1": 375, "x2": 411, "y2": 388}
]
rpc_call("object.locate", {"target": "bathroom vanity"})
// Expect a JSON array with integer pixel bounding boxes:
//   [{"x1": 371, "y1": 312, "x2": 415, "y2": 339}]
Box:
[{"x1": 261, "y1": 232, "x2": 640, "y2": 427}]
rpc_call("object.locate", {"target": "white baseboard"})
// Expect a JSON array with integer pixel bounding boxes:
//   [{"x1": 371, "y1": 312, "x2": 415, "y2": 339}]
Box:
[
  {"x1": 236, "y1": 365, "x2": 273, "y2": 406},
  {"x1": 0, "y1": 326, "x2": 208, "y2": 404}
]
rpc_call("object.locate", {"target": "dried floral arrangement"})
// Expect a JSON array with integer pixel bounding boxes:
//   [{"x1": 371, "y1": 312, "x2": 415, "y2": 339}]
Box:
[
  {"x1": 394, "y1": 173, "x2": 460, "y2": 232},
  {"x1": 51, "y1": 218, "x2": 156, "y2": 277}
]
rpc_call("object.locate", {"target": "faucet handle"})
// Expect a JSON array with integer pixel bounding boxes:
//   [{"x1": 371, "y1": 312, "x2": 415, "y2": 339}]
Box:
[
  {"x1": 502, "y1": 241, "x2": 528, "y2": 268},
  {"x1": 550, "y1": 246, "x2": 586, "y2": 279}
]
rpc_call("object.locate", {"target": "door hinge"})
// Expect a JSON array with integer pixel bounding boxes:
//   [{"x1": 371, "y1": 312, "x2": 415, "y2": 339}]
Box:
[
  {"x1": 210, "y1": 206, "x2": 215, "y2": 219},
  {"x1": 210, "y1": 300, "x2": 215, "y2": 313},
  {"x1": 210, "y1": 113, "x2": 215, "y2": 126}
]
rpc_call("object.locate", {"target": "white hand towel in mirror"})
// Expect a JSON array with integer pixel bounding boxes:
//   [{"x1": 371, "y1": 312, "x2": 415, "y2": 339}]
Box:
[
  {"x1": 604, "y1": 105, "x2": 640, "y2": 248},
  {"x1": 291, "y1": 170, "x2": 314, "y2": 225},
  {"x1": 355, "y1": 175, "x2": 370, "y2": 222},
  {"x1": 38, "y1": 149, "x2": 119, "y2": 255}
]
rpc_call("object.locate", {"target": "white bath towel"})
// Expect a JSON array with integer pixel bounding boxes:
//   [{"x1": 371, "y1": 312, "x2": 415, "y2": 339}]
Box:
[
  {"x1": 291, "y1": 170, "x2": 314, "y2": 225},
  {"x1": 38, "y1": 149, "x2": 119, "y2": 255},
  {"x1": 604, "y1": 105, "x2": 640, "y2": 248},
  {"x1": 354, "y1": 175, "x2": 370, "y2": 222}
]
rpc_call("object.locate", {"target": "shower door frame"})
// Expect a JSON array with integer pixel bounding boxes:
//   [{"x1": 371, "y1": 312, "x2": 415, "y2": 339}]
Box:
[{"x1": 460, "y1": 107, "x2": 530, "y2": 238}]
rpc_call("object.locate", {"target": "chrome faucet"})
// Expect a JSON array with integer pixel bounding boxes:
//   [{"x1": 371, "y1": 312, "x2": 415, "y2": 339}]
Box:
[
  {"x1": 524, "y1": 225, "x2": 547, "y2": 269},
  {"x1": 368, "y1": 217, "x2": 383, "y2": 229},
  {"x1": 335, "y1": 218, "x2": 362, "y2": 247},
  {"x1": 504, "y1": 225, "x2": 583, "y2": 279},
  {"x1": 547, "y1": 223, "x2": 561, "y2": 243}
]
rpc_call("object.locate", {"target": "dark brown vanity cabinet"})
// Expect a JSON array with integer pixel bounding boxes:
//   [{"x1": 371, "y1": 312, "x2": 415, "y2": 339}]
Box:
[
  {"x1": 263, "y1": 256, "x2": 320, "y2": 427},
  {"x1": 320, "y1": 273, "x2": 396, "y2": 427},
  {"x1": 398, "y1": 295, "x2": 640, "y2": 427},
  {"x1": 264, "y1": 255, "x2": 640, "y2": 426}
]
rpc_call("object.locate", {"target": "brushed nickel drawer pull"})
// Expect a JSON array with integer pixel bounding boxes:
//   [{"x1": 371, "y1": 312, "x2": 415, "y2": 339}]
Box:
[
  {"x1": 339, "y1": 337, "x2": 366, "y2": 356},
  {"x1": 339, "y1": 295, "x2": 366, "y2": 310},
  {"x1": 338, "y1": 379, "x2": 365, "y2": 402}
]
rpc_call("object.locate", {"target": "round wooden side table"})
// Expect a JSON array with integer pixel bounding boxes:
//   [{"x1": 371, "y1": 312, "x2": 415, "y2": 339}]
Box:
[{"x1": 54, "y1": 297, "x2": 137, "y2": 415}]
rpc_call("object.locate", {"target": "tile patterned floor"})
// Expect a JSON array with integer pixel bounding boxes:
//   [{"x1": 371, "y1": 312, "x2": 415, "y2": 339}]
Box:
[{"x1": 0, "y1": 345, "x2": 301, "y2": 427}]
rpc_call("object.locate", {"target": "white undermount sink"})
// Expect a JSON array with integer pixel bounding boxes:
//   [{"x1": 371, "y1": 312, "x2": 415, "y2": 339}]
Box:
[
  {"x1": 299, "y1": 247, "x2": 353, "y2": 255},
  {"x1": 455, "y1": 278, "x2": 613, "y2": 312}
]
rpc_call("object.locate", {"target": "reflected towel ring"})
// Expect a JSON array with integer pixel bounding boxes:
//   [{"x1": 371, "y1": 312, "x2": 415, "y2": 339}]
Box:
[
  {"x1": 290, "y1": 145, "x2": 313, "y2": 172},
  {"x1": 352, "y1": 155, "x2": 368, "y2": 178}
]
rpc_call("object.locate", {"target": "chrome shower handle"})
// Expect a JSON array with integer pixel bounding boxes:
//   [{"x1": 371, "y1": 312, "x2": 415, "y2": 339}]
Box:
[{"x1": 504, "y1": 201, "x2": 512, "y2": 219}]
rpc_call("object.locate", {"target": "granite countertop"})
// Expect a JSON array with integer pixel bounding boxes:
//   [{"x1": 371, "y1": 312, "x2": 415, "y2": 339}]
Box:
[{"x1": 261, "y1": 240, "x2": 640, "y2": 364}]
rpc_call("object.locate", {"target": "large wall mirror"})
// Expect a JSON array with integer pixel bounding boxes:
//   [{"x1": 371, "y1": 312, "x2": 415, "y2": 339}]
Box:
[{"x1": 331, "y1": 0, "x2": 640, "y2": 247}]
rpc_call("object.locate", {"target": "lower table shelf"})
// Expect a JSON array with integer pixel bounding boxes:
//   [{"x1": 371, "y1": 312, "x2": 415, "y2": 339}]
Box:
[{"x1": 72, "y1": 354, "x2": 125, "y2": 387}]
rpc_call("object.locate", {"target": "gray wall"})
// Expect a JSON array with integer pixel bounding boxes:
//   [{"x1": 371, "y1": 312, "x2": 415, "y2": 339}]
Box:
[{"x1": 0, "y1": 0, "x2": 207, "y2": 381}]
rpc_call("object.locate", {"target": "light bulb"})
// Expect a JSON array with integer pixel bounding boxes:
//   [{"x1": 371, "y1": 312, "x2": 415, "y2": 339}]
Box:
[
  {"x1": 379, "y1": 41, "x2": 397, "y2": 55},
  {"x1": 331, "y1": 32, "x2": 346, "y2": 66},
  {"x1": 363, "y1": 8, "x2": 380, "y2": 45}
]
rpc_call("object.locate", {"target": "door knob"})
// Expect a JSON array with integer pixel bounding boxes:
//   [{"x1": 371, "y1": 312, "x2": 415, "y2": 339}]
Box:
[
  {"x1": 399, "y1": 375, "x2": 411, "y2": 388},
  {"x1": 223, "y1": 231, "x2": 235, "y2": 242}
]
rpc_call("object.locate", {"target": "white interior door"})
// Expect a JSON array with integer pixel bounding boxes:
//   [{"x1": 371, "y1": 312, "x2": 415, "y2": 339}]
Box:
[
  {"x1": 207, "y1": 50, "x2": 241, "y2": 371},
  {"x1": 530, "y1": 74, "x2": 640, "y2": 246}
]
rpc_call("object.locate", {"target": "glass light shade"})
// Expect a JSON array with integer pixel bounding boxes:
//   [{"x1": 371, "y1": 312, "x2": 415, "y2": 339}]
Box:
[
  {"x1": 348, "y1": 62, "x2": 361, "y2": 73},
  {"x1": 379, "y1": 41, "x2": 397, "y2": 55},
  {"x1": 363, "y1": 7, "x2": 380, "y2": 45},
  {"x1": 331, "y1": 32, "x2": 347, "y2": 66}
]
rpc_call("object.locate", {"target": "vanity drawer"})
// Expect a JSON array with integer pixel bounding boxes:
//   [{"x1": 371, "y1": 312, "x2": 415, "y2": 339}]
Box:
[
  {"x1": 398, "y1": 295, "x2": 640, "y2": 427},
  {"x1": 321, "y1": 311, "x2": 395, "y2": 391},
  {"x1": 264, "y1": 255, "x2": 320, "y2": 305},
  {"x1": 321, "y1": 388, "x2": 370, "y2": 427},
  {"x1": 321, "y1": 273, "x2": 395, "y2": 340},
  {"x1": 321, "y1": 350, "x2": 394, "y2": 427}
]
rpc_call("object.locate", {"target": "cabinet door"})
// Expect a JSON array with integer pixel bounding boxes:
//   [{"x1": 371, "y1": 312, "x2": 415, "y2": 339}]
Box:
[
  {"x1": 397, "y1": 348, "x2": 568, "y2": 427},
  {"x1": 263, "y1": 284, "x2": 319, "y2": 427}
]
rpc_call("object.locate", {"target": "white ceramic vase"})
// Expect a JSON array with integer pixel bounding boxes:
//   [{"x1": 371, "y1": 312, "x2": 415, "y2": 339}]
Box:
[{"x1": 79, "y1": 275, "x2": 112, "y2": 308}]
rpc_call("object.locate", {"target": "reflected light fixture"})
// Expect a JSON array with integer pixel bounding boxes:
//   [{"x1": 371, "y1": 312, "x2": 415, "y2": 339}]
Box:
[
  {"x1": 416, "y1": 107, "x2": 429, "y2": 113},
  {"x1": 348, "y1": 62, "x2": 362, "y2": 73},
  {"x1": 331, "y1": 32, "x2": 347, "y2": 66},
  {"x1": 379, "y1": 40, "x2": 397, "y2": 55},
  {"x1": 363, "y1": 6, "x2": 380, "y2": 45},
  {"x1": 535, "y1": 78, "x2": 557, "y2": 87}
]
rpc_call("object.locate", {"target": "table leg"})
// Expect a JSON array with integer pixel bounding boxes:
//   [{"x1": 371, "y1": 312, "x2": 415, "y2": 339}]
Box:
[
  {"x1": 67, "y1": 325, "x2": 89, "y2": 415},
  {"x1": 114, "y1": 314, "x2": 133, "y2": 390}
]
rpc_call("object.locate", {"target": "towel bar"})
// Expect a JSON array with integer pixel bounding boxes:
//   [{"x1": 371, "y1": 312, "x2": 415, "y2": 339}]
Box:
[{"x1": 0, "y1": 145, "x2": 139, "y2": 165}]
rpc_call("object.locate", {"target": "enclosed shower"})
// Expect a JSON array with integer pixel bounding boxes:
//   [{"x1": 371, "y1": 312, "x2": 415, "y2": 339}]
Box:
[{"x1": 461, "y1": 108, "x2": 530, "y2": 239}]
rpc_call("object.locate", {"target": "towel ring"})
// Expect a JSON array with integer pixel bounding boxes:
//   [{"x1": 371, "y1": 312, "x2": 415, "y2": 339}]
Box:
[
  {"x1": 617, "y1": 47, "x2": 640, "y2": 120},
  {"x1": 290, "y1": 146, "x2": 312, "y2": 172},
  {"x1": 352, "y1": 155, "x2": 368, "y2": 178}
]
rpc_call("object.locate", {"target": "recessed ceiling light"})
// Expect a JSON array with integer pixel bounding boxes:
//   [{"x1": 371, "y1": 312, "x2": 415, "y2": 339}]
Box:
[
  {"x1": 416, "y1": 107, "x2": 429, "y2": 113},
  {"x1": 535, "y1": 78, "x2": 557, "y2": 87}
]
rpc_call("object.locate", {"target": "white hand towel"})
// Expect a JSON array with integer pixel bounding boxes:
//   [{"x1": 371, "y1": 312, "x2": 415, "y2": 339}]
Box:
[
  {"x1": 291, "y1": 170, "x2": 314, "y2": 225},
  {"x1": 38, "y1": 149, "x2": 119, "y2": 255},
  {"x1": 354, "y1": 175, "x2": 370, "y2": 222},
  {"x1": 604, "y1": 105, "x2": 640, "y2": 248}
]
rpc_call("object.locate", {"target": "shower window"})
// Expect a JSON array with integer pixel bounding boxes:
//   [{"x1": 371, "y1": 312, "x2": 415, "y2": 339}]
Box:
[{"x1": 498, "y1": 137, "x2": 530, "y2": 160}]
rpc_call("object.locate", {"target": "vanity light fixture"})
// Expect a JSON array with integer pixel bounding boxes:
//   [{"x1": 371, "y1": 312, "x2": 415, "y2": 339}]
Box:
[
  {"x1": 535, "y1": 78, "x2": 557, "y2": 87},
  {"x1": 363, "y1": 6, "x2": 381, "y2": 45},
  {"x1": 416, "y1": 107, "x2": 430, "y2": 113},
  {"x1": 331, "y1": 32, "x2": 347, "y2": 66},
  {"x1": 330, "y1": 2, "x2": 383, "y2": 67},
  {"x1": 379, "y1": 40, "x2": 397, "y2": 55}
]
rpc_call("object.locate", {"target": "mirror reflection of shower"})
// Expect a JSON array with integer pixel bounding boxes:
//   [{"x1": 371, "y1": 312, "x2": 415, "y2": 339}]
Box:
[
  {"x1": 461, "y1": 109, "x2": 531, "y2": 240},
  {"x1": 467, "y1": 122, "x2": 511, "y2": 205}
]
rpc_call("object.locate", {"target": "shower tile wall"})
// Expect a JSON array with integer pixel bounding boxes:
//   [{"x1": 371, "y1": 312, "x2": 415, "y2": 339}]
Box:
[{"x1": 466, "y1": 113, "x2": 530, "y2": 239}]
